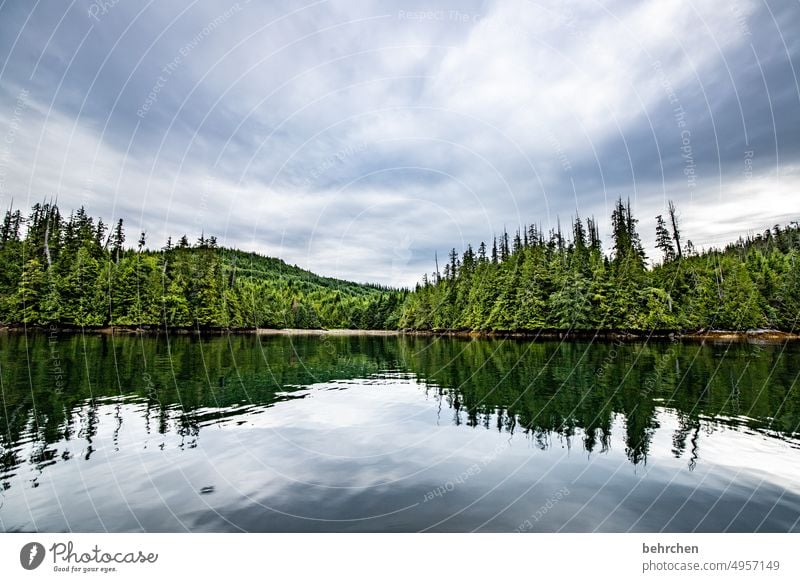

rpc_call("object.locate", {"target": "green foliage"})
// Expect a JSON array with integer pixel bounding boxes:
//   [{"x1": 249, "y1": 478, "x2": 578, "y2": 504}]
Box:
[
  {"x1": 2, "y1": 200, "x2": 799, "y2": 332},
  {"x1": 399, "y1": 199, "x2": 800, "y2": 332},
  {"x1": 0, "y1": 203, "x2": 399, "y2": 329}
]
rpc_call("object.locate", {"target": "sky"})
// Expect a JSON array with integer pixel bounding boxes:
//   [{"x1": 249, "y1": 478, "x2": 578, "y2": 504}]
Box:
[{"x1": 0, "y1": 0, "x2": 798, "y2": 287}]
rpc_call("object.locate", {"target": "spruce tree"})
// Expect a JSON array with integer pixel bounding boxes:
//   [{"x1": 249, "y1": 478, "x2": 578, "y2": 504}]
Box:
[
  {"x1": 668, "y1": 200, "x2": 683, "y2": 259},
  {"x1": 655, "y1": 214, "x2": 676, "y2": 263},
  {"x1": 111, "y1": 219, "x2": 125, "y2": 263}
]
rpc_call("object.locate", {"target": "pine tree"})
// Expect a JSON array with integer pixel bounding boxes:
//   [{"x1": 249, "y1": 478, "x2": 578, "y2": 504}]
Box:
[
  {"x1": 668, "y1": 200, "x2": 683, "y2": 259},
  {"x1": 611, "y1": 198, "x2": 646, "y2": 269},
  {"x1": 448, "y1": 248, "x2": 458, "y2": 281},
  {"x1": 527, "y1": 224, "x2": 539, "y2": 247},
  {"x1": 95, "y1": 218, "x2": 107, "y2": 249},
  {"x1": 111, "y1": 219, "x2": 125, "y2": 263},
  {"x1": 572, "y1": 216, "x2": 587, "y2": 254},
  {"x1": 587, "y1": 216, "x2": 601, "y2": 252},
  {"x1": 513, "y1": 230, "x2": 522, "y2": 255},
  {"x1": 655, "y1": 214, "x2": 676, "y2": 263}
]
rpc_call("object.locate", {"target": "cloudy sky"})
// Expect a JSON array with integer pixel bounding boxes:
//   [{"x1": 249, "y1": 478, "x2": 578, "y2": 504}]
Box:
[{"x1": 0, "y1": 0, "x2": 798, "y2": 286}]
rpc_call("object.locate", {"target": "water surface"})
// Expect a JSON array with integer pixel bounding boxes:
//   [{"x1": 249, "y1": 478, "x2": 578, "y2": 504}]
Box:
[{"x1": 1, "y1": 332, "x2": 799, "y2": 532}]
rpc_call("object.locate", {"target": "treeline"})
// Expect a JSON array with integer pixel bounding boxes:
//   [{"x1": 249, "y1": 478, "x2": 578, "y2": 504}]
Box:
[
  {"x1": 399, "y1": 199, "x2": 800, "y2": 331},
  {"x1": 0, "y1": 202, "x2": 404, "y2": 329},
  {"x1": 2, "y1": 200, "x2": 799, "y2": 332}
]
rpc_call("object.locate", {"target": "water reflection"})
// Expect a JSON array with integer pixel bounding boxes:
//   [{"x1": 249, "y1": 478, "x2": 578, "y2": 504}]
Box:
[
  {"x1": 0, "y1": 333, "x2": 799, "y2": 531},
  {"x1": 414, "y1": 338, "x2": 799, "y2": 461}
]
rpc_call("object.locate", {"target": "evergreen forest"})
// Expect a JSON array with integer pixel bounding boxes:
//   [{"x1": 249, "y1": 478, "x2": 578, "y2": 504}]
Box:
[{"x1": 1, "y1": 199, "x2": 798, "y2": 332}]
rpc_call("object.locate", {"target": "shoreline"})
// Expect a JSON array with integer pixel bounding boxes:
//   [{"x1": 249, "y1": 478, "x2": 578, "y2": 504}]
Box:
[
  {"x1": 1, "y1": 325, "x2": 798, "y2": 343},
  {"x1": 406, "y1": 328, "x2": 800, "y2": 343},
  {"x1": 0, "y1": 325, "x2": 401, "y2": 337}
]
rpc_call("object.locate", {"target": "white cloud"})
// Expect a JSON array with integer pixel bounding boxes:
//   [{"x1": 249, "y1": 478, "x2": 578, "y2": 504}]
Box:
[{"x1": 1, "y1": 0, "x2": 795, "y2": 287}]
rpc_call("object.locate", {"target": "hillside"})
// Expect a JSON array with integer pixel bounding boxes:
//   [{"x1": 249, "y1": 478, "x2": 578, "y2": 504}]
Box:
[
  {"x1": 0, "y1": 203, "x2": 404, "y2": 330},
  {"x1": 2, "y1": 200, "x2": 798, "y2": 334}
]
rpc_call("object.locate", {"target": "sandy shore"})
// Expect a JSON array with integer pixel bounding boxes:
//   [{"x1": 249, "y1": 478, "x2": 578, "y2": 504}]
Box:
[{"x1": 254, "y1": 328, "x2": 400, "y2": 336}]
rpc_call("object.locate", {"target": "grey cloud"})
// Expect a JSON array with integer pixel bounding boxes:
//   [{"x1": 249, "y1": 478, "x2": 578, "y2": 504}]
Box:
[{"x1": 1, "y1": 0, "x2": 799, "y2": 286}]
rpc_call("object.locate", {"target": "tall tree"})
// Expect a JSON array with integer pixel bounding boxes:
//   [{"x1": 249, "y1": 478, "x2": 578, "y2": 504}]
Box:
[
  {"x1": 668, "y1": 200, "x2": 683, "y2": 259},
  {"x1": 111, "y1": 219, "x2": 125, "y2": 263},
  {"x1": 655, "y1": 214, "x2": 676, "y2": 263}
]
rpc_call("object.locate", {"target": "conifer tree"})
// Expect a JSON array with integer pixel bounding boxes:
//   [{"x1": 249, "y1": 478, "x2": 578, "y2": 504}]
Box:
[
  {"x1": 111, "y1": 219, "x2": 125, "y2": 263},
  {"x1": 668, "y1": 200, "x2": 683, "y2": 259},
  {"x1": 655, "y1": 214, "x2": 676, "y2": 263}
]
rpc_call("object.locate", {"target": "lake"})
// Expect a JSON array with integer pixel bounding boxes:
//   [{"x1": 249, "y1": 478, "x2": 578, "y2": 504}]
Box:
[{"x1": 1, "y1": 332, "x2": 799, "y2": 532}]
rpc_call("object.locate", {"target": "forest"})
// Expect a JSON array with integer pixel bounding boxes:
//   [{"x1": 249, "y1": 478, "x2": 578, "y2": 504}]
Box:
[
  {"x1": 0, "y1": 199, "x2": 798, "y2": 332},
  {"x1": 0, "y1": 202, "x2": 403, "y2": 330},
  {"x1": 401, "y1": 199, "x2": 800, "y2": 332}
]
